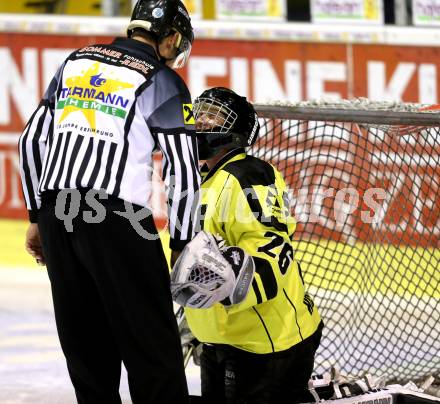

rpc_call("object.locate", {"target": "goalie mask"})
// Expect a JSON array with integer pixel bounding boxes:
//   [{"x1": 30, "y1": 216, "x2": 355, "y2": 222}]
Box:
[
  {"x1": 194, "y1": 87, "x2": 260, "y2": 160},
  {"x1": 127, "y1": 0, "x2": 194, "y2": 68}
]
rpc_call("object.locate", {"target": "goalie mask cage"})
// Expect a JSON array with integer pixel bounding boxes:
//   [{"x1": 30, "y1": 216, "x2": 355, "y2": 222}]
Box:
[{"x1": 252, "y1": 100, "x2": 440, "y2": 384}]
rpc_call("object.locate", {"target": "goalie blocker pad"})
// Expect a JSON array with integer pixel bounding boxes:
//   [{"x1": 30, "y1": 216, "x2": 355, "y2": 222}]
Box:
[
  {"x1": 170, "y1": 231, "x2": 255, "y2": 309},
  {"x1": 220, "y1": 246, "x2": 255, "y2": 306}
]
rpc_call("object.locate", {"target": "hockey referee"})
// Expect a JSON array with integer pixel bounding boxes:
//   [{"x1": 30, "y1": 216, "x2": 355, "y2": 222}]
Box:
[{"x1": 18, "y1": 1, "x2": 200, "y2": 403}]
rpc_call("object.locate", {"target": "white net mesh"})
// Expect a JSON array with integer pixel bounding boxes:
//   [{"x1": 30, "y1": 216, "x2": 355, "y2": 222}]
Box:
[{"x1": 251, "y1": 101, "x2": 440, "y2": 384}]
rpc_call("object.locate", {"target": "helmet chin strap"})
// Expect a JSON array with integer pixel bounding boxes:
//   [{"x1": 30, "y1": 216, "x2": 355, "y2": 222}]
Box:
[
  {"x1": 159, "y1": 55, "x2": 174, "y2": 65},
  {"x1": 155, "y1": 43, "x2": 169, "y2": 64}
]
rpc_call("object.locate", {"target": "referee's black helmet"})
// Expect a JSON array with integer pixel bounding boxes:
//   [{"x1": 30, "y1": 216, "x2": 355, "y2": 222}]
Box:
[
  {"x1": 194, "y1": 87, "x2": 260, "y2": 160},
  {"x1": 128, "y1": 0, "x2": 194, "y2": 67}
]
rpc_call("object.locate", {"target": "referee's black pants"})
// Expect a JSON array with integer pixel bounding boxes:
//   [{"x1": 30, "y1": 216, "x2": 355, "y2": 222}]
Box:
[{"x1": 38, "y1": 192, "x2": 189, "y2": 404}]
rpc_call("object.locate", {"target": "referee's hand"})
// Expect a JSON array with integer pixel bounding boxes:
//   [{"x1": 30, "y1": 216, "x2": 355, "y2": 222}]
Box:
[{"x1": 25, "y1": 224, "x2": 46, "y2": 266}]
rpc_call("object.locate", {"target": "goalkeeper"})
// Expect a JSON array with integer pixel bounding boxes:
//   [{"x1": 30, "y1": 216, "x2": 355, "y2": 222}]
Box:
[{"x1": 171, "y1": 87, "x2": 323, "y2": 403}]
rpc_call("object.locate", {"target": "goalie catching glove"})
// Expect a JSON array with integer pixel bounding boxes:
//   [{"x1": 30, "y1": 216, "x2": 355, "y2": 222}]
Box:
[{"x1": 170, "y1": 231, "x2": 255, "y2": 309}]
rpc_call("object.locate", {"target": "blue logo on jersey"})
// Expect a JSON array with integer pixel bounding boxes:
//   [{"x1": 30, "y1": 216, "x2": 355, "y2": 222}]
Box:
[{"x1": 90, "y1": 73, "x2": 107, "y2": 87}]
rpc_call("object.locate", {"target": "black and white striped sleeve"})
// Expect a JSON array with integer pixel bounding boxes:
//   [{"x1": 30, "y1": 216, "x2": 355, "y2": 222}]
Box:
[
  {"x1": 147, "y1": 94, "x2": 201, "y2": 251},
  {"x1": 18, "y1": 63, "x2": 64, "y2": 223}
]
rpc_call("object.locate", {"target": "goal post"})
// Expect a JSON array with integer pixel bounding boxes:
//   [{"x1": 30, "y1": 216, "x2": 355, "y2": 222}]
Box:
[{"x1": 252, "y1": 100, "x2": 440, "y2": 384}]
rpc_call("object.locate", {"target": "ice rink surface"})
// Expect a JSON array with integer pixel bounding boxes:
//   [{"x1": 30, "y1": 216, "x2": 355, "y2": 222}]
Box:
[
  {"x1": 1, "y1": 265, "x2": 439, "y2": 403},
  {"x1": 0, "y1": 267, "x2": 201, "y2": 404},
  {"x1": 0, "y1": 219, "x2": 438, "y2": 402}
]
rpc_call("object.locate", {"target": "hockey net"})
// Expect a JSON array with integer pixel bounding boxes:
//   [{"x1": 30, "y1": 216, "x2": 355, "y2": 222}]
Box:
[{"x1": 252, "y1": 99, "x2": 440, "y2": 384}]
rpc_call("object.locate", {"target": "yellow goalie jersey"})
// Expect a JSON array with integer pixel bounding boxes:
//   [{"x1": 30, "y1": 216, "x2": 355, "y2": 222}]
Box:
[{"x1": 185, "y1": 149, "x2": 322, "y2": 354}]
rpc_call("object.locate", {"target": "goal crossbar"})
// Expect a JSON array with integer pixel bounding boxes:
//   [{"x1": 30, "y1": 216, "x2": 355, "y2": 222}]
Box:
[{"x1": 254, "y1": 105, "x2": 440, "y2": 126}]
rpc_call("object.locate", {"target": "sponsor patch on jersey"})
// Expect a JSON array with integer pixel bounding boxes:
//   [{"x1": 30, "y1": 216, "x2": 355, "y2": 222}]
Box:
[
  {"x1": 183, "y1": 104, "x2": 195, "y2": 125},
  {"x1": 57, "y1": 62, "x2": 134, "y2": 131}
]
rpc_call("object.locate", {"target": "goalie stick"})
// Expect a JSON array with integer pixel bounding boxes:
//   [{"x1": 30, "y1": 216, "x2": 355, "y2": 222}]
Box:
[{"x1": 175, "y1": 306, "x2": 198, "y2": 368}]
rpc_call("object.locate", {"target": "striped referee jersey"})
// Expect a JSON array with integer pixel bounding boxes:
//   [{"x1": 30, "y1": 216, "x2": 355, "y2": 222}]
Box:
[{"x1": 19, "y1": 37, "x2": 201, "y2": 250}]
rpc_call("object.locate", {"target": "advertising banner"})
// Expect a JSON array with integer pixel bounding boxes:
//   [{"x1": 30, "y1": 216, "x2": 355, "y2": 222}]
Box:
[
  {"x1": 0, "y1": 32, "x2": 439, "y2": 247},
  {"x1": 216, "y1": 0, "x2": 286, "y2": 21},
  {"x1": 182, "y1": 0, "x2": 203, "y2": 19},
  {"x1": 311, "y1": 0, "x2": 383, "y2": 24},
  {"x1": 413, "y1": 0, "x2": 440, "y2": 26}
]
